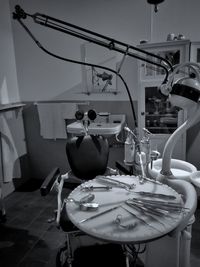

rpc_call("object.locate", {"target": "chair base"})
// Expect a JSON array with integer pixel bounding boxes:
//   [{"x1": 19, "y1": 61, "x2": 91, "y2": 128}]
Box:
[{"x1": 56, "y1": 232, "x2": 145, "y2": 267}]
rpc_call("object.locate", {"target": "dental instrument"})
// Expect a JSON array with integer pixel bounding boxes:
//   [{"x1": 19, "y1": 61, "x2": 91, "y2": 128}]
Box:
[
  {"x1": 67, "y1": 193, "x2": 95, "y2": 205},
  {"x1": 80, "y1": 185, "x2": 112, "y2": 191},
  {"x1": 96, "y1": 176, "x2": 136, "y2": 190},
  {"x1": 79, "y1": 205, "x2": 120, "y2": 223},
  {"x1": 130, "y1": 198, "x2": 185, "y2": 213},
  {"x1": 121, "y1": 206, "x2": 163, "y2": 233},
  {"x1": 113, "y1": 214, "x2": 137, "y2": 230},
  {"x1": 125, "y1": 200, "x2": 167, "y2": 227},
  {"x1": 133, "y1": 191, "x2": 177, "y2": 200}
]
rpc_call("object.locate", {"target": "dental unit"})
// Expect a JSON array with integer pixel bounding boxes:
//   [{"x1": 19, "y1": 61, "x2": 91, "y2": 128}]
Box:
[
  {"x1": 13, "y1": 5, "x2": 200, "y2": 183},
  {"x1": 13, "y1": 5, "x2": 199, "y2": 267}
]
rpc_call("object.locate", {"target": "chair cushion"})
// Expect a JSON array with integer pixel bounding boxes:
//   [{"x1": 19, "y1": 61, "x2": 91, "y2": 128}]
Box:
[{"x1": 66, "y1": 135, "x2": 109, "y2": 180}]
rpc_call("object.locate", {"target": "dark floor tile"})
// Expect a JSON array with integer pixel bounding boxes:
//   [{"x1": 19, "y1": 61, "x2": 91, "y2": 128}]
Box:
[
  {"x1": 27, "y1": 220, "x2": 53, "y2": 237},
  {"x1": 16, "y1": 231, "x2": 66, "y2": 267},
  {"x1": 6, "y1": 211, "x2": 38, "y2": 229},
  {"x1": 19, "y1": 239, "x2": 52, "y2": 264},
  {"x1": 45, "y1": 250, "x2": 58, "y2": 267},
  {"x1": 0, "y1": 226, "x2": 40, "y2": 267}
]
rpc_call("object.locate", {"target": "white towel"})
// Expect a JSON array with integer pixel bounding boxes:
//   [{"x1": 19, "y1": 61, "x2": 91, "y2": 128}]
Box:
[
  {"x1": 37, "y1": 103, "x2": 77, "y2": 139},
  {"x1": 61, "y1": 103, "x2": 77, "y2": 119},
  {"x1": 0, "y1": 114, "x2": 21, "y2": 182}
]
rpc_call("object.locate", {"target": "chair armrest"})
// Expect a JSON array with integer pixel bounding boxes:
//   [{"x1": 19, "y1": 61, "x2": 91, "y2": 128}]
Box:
[
  {"x1": 40, "y1": 168, "x2": 61, "y2": 196},
  {"x1": 115, "y1": 161, "x2": 133, "y2": 175}
]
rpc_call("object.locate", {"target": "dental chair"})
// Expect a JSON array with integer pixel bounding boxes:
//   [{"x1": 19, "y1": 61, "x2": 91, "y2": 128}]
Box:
[{"x1": 40, "y1": 134, "x2": 120, "y2": 267}]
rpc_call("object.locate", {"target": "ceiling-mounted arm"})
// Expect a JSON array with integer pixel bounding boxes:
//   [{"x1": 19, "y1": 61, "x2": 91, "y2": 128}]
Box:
[
  {"x1": 13, "y1": 5, "x2": 139, "y2": 129},
  {"x1": 13, "y1": 5, "x2": 172, "y2": 84}
]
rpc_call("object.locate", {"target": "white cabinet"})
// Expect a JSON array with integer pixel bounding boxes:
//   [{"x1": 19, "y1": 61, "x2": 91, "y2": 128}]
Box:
[
  {"x1": 137, "y1": 40, "x2": 191, "y2": 160},
  {"x1": 190, "y1": 41, "x2": 200, "y2": 62}
]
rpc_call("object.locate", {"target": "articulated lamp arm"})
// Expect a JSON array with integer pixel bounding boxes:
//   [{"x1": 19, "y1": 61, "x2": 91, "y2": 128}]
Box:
[
  {"x1": 13, "y1": 5, "x2": 173, "y2": 84},
  {"x1": 12, "y1": 5, "x2": 174, "y2": 130}
]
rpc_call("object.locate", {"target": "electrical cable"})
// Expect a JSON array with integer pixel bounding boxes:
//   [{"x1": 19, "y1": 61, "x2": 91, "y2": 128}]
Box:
[
  {"x1": 16, "y1": 17, "x2": 138, "y2": 128},
  {"x1": 132, "y1": 244, "x2": 141, "y2": 267}
]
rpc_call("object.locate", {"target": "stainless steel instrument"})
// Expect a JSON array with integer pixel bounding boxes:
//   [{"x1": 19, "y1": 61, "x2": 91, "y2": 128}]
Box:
[
  {"x1": 80, "y1": 185, "x2": 112, "y2": 191},
  {"x1": 79, "y1": 205, "x2": 119, "y2": 223},
  {"x1": 134, "y1": 191, "x2": 177, "y2": 200},
  {"x1": 121, "y1": 205, "x2": 163, "y2": 233},
  {"x1": 125, "y1": 200, "x2": 166, "y2": 227},
  {"x1": 96, "y1": 176, "x2": 135, "y2": 190},
  {"x1": 80, "y1": 202, "x2": 99, "y2": 211}
]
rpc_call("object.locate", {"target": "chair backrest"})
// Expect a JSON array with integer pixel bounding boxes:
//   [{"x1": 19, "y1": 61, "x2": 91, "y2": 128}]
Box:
[{"x1": 66, "y1": 135, "x2": 109, "y2": 180}]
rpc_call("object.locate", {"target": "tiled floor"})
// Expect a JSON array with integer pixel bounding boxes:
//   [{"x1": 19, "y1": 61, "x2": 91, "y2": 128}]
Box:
[
  {"x1": 0, "y1": 182, "x2": 200, "y2": 267},
  {"x1": 0, "y1": 183, "x2": 68, "y2": 267}
]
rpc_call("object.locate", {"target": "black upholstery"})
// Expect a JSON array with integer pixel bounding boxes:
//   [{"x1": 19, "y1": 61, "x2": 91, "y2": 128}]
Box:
[
  {"x1": 41, "y1": 134, "x2": 112, "y2": 267},
  {"x1": 66, "y1": 135, "x2": 109, "y2": 180}
]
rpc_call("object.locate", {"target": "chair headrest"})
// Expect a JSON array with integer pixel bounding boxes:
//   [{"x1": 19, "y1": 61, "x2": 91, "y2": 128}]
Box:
[{"x1": 66, "y1": 135, "x2": 109, "y2": 180}]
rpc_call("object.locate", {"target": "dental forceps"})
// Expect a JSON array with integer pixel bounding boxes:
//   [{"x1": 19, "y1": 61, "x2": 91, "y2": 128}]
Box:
[{"x1": 96, "y1": 176, "x2": 136, "y2": 190}]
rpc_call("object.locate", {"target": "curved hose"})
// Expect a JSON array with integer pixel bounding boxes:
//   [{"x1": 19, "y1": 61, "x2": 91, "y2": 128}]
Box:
[{"x1": 161, "y1": 104, "x2": 200, "y2": 176}]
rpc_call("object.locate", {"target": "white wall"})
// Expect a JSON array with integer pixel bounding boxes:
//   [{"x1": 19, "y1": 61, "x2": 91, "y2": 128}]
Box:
[
  {"x1": 152, "y1": 0, "x2": 200, "y2": 42},
  {"x1": 0, "y1": 0, "x2": 20, "y2": 104}
]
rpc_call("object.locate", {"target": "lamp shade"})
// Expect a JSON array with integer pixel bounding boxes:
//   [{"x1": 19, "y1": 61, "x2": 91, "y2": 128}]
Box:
[{"x1": 169, "y1": 77, "x2": 200, "y2": 109}]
